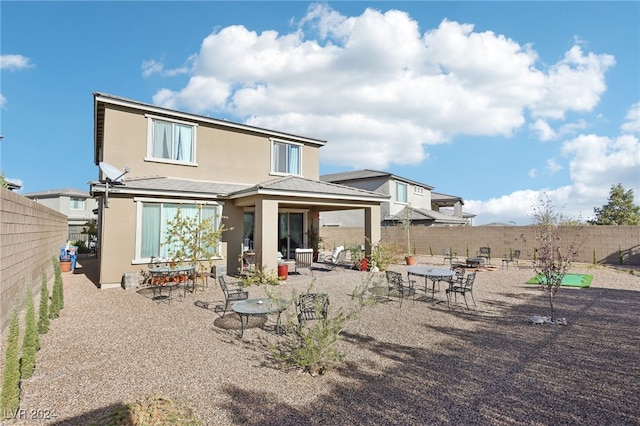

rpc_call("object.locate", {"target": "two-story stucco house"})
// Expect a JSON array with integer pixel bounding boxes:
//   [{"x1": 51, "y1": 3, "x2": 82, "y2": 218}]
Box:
[
  {"x1": 320, "y1": 170, "x2": 472, "y2": 227},
  {"x1": 89, "y1": 93, "x2": 388, "y2": 288},
  {"x1": 23, "y1": 188, "x2": 98, "y2": 236}
]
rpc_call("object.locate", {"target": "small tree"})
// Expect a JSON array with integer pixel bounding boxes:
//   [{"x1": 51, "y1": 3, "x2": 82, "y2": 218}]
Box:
[
  {"x1": 38, "y1": 273, "x2": 50, "y2": 334},
  {"x1": 163, "y1": 206, "x2": 230, "y2": 286},
  {"x1": 531, "y1": 195, "x2": 584, "y2": 321},
  {"x1": 21, "y1": 288, "x2": 40, "y2": 379},
  {"x1": 399, "y1": 205, "x2": 413, "y2": 257},
  {"x1": 589, "y1": 183, "x2": 640, "y2": 225},
  {"x1": 1, "y1": 309, "x2": 21, "y2": 417}
]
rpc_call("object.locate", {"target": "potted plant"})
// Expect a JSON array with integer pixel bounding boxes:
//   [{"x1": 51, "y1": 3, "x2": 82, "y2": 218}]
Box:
[{"x1": 399, "y1": 206, "x2": 416, "y2": 265}]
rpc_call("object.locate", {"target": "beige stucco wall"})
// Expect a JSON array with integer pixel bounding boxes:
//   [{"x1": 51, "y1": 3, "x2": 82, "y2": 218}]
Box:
[
  {"x1": 0, "y1": 187, "x2": 68, "y2": 332},
  {"x1": 101, "y1": 105, "x2": 320, "y2": 184},
  {"x1": 320, "y1": 225, "x2": 640, "y2": 266}
]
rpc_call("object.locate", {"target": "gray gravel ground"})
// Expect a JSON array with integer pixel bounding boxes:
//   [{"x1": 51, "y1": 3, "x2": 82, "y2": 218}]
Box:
[{"x1": 7, "y1": 255, "x2": 640, "y2": 425}]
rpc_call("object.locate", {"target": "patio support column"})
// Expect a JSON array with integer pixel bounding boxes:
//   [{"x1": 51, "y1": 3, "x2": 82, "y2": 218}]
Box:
[
  {"x1": 364, "y1": 205, "x2": 381, "y2": 258},
  {"x1": 254, "y1": 198, "x2": 279, "y2": 273}
]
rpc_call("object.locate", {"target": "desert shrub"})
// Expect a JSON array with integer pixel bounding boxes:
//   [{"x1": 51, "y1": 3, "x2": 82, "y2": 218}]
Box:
[
  {"x1": 38, "y1": 273, "x2": 50, "y2": 334},
  {"x1": 369, "y1": 238, "x2": 401, "y2": 271},
  {"x1": 50, "y1": 256, "x2": 64, "y2": 318},
  {"x1": 21, "y1": 289, "x2": 40, "y2": 379},
  {"x1": 1, "y1": 309, "x2": 21, "y2": 417},
  {"x1": 269, "y1": 275, "x2": 382, "y2": 375},
  {"x1": 89, "y1": 395, "x2": 201, "y2": 425}
]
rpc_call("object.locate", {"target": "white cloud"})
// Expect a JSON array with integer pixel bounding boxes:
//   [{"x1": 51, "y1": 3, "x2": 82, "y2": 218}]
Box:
[
  {"x1": 546, "y1": 158, "x2": 562, "y2": 174},
  {"x1": 530, "y1": 46, "x2": 615, "y2": 120},
  {"x1": 141, "y1": 59, "x2": 164, "y2": 77},
  {"x1": 0, "y1": 54, "x2": 33, "y2": 70},
  {"x1": 0, "y1": 93, "x2": 6, "y2": 108},
  {"x1": 150, "y1": 4, "x2": 614, "y2": 170},
  {"x1": 530, "y1": 119, "x2": 556, "y2": 141},
  {"x1": 621, "y1": 103, "x2": 640, "y2": 134},
  {"x1": 471, "y1": 129, "x2": 640, "y2": 224},
  {"x1": 528, "y1": 168, "x2": 537, "y2": 178}
]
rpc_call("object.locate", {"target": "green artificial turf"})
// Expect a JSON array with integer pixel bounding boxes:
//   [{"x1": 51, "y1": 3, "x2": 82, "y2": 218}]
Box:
[{"x1": 525, "y1": 273, "x2": 593, "y2": 288}]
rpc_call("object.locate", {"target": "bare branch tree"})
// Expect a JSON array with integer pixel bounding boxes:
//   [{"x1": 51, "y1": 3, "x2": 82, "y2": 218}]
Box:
[{"x1": 531, "y1": 195, "x2": 585, "y2": 321}]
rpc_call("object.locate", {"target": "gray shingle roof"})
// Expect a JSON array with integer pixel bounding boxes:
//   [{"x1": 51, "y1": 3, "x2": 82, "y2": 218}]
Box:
[
  {"x1": 321, "y1": 169, "x2": 434, "y2": 190},
  {"x1": 109, "y1": 177, "x2": 252, "y2": 196},
  {"x1": 91, "y1": 175, "x2": 388, "y2": 201},
  {"x1": 386, "y1": 206, "x2": 468, "y2": 224},
  {"x1": 23, "y1": 188, "x2": 91, "y2": 198},
  {"x1": 255, "y1": 176, "x2": 387, "y2": 198}
]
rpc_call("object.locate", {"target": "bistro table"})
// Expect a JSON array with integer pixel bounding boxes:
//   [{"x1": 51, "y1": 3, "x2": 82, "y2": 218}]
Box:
[
  {"x1": 232, "y1": 298, "x2": 289, "y2": 338},
  {"x1": 407, "y1": 266, "x2": 455, "y2": 301},
  {"x1": 148, "y1": 265, "x2": 195, "y2": 303}
]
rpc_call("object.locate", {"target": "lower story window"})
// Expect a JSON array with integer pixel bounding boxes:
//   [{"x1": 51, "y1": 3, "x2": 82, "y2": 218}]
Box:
[{"x1": 140, "y1": 202, "x2": 220, "y2": 259}]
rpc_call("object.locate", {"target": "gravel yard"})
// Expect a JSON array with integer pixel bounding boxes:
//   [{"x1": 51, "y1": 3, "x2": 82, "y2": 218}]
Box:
[{"x1": 11, "y1": 256, "x2": 640, "y2": 425}]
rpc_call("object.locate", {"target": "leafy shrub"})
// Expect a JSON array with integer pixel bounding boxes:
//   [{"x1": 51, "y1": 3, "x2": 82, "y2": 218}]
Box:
[{"x1": 369, "y1": 238, "x2": 402, "y2": 271}]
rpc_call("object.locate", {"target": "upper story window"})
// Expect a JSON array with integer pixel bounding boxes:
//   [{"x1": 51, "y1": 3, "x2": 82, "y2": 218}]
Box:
[
  {"x1": 414, "y1": 186, "x2": 424, "y2": 196},
  {"x1": 272, "y1": 139, "x2": 301, "y2": 175},
  {"x1": 396, "y1": 182, "x2": 408, "y2": 203},
  {"x1": 70, "y1": 198, "x2": 85, "y2": 210},
  {"x1": 147, "y1": 115, "x2": 197, "y2": 164}
]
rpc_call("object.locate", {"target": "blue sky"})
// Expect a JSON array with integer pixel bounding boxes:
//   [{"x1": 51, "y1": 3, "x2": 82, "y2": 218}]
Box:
[{"x1": 1, "y1": 1, "x2": 638, "y2": 225}]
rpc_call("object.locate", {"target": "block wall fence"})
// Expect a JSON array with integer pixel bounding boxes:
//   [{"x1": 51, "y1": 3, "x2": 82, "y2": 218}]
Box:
[
  {"x1": 320, "y1": 225, "x2": 640, "y2": 267},
  {"x1": 1, "y1": 187, "x2": 68, "y2": 332}
]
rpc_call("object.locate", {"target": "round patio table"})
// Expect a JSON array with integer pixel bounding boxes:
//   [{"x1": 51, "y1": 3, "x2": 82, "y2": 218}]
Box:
[
  {"x1": 465, "y1": 257, "x2": 486, "y2": 269},
  {"x1": 232, "y1": 298, "x2": 289, "y2": 338},
  {"x1": 407, "y1": 266, "x2": 455, "y2": 301}
]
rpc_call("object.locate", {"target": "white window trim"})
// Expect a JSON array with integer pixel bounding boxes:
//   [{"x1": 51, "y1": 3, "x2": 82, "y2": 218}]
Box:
[
  {"x1": 270, "y1": 137, "x2": 303, "y2": 177},
  {"x1": 132, "y1": 198, "x2": 223, "y2": 264},
  {"x1": 414, "y1": 186, "x2": 424, "y2": 196},
  {"x1": 144, "y1": 114, "x2": 199, "y2": 166},
  {"x1": 69, "y1": 197, "x2": 86, "y2": 210}
]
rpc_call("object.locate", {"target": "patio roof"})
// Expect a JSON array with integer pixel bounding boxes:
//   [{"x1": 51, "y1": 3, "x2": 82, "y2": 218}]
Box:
[{"x1": 89, "y1": 175, "x2": 389, "y2": 203}]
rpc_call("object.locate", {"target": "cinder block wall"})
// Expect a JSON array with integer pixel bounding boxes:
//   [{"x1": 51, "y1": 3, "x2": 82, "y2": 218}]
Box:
[
  {"x1": 0, "y1": 187, "x2": 68, "y2": 332},
  {"x1": 320, "y1": 225, "x2": 640, "y2": 266}
]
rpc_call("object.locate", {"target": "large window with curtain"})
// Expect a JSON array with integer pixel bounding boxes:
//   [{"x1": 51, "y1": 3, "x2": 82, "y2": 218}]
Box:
[
  {"x1": 147, "y1": 116, "x2": 196, "y2": 163},
  {"x1": 139, "y1": 202, "x2": 220, "y2": 260},
  {"x1": 272, "y1": 140, "x2": 301, "y2": 175}
]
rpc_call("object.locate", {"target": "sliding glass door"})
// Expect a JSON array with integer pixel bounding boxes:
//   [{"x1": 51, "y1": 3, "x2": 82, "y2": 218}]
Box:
[{"x1": 278, "y1": 212, "x2": 304, "y2": 260}]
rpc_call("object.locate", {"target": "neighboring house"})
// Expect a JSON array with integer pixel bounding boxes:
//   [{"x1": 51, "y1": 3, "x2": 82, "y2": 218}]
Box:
[
  {"x1": 23, "y1": 188, "x2": 98, "y2": 235},
  {"x1": 320, "y1": 170, "x2": 472, "y2": 227},
  {"x1": 89, "y1": 92, "x2": 388, "y2": 288}
]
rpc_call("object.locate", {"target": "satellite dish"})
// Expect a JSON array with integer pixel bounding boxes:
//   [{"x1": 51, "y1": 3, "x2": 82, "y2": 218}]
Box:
[
  {"x1": 99, "y1": 162, "x2": 129, "y2": 183},
  {"x1": 98, "y1": 162, "x2": 130, "y2": 208}
]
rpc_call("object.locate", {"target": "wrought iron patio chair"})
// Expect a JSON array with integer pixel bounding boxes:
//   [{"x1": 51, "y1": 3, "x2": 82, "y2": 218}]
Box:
[
  {"x1": 218, "y1": 275, "x2": 249, "y2": 317},
  {"x1": 385, "y1": 271, "x2": 416, "y2": 307},
  {"x1": 446, "y1": 272, "x2": 477, "y2": 309},
  {"x1": 477, "y1": 246, "x2": 492, "y2": 265},
  {"x1": 295, "y1": 248, "x2": 314, "y2": 276},
  {"x1": 296, "y1": 293, "x2": 329, "y2": 326},
  {"x1": 442, "y1": 248, "x2": 459, "y2": 265},
  {"x1": 502, "y1": 250, "x2": 521, "y2": 270}
]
